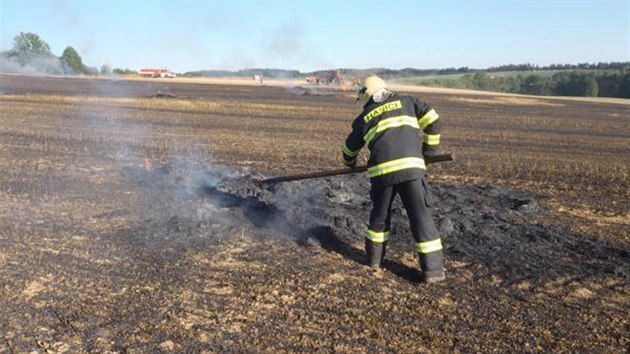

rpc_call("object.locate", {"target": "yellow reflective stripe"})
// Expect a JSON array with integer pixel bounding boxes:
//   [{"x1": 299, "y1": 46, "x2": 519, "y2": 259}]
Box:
[
  {"x1": 423, "y1": 133, "x2": 440, "y2": 145},
  {"x1": 367, "y1": 157, "x2": 426, "y2": 178},
  {"x1": 366, "y1": 229, "x2": 390, "y2": 243},
  {"x1": 342, "y1": 143, "x2": 359, "y2": 157},
  {"x1": 363, "y1": 100, "x2": 403, "y2": 123},
  {"x1": 363, "y1": 115, "x2": 420, "y2": 144},
  {"x1": 418, "y1": 109, "x2": 439, "y2": 128},
  {"x1": 414, "y1": 239, "x2": 442, "y2": 254}
]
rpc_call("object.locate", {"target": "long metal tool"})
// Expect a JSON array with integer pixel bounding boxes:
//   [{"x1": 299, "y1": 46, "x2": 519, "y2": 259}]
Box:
[{"x1": 261, "y1": 153, "x2": 453, "y2": 185}]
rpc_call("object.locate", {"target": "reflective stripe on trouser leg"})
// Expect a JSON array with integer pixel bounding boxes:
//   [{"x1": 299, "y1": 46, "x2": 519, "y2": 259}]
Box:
[
  {"x1": 365, "y1": 229, "x2": 389, "y2": 266},
  {"x1": 414, "y1": 239, "x2": 442, "y2": 254},
  {"x1": 415, "y1": 238, "x2": 444, "y2": 277},
  {"x1": 365, "y1": 229, "x2": 390, "y2": 243},
  {"x1": 396, "y1": 178, "x2": 444, "y2": 275}
]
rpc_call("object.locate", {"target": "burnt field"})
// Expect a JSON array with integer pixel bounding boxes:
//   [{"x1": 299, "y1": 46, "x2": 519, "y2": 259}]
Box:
[{"x1": 0, "y1": 74, "x2": 628, "y2": 353}]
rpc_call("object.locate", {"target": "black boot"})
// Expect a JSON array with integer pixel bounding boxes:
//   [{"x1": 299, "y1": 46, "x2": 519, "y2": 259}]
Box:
[
  {"x1": 365, "y1": 239, "x2": 387, "y2": 269},
  {"x1": 380, "y1": 241, "x2": 388, "y2": 265},
  {"x1": 419, "y1": 253, "x2": 445, "y2": 283}
]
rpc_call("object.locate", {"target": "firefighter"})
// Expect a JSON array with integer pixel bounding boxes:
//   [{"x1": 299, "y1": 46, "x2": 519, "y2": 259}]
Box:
[{"x1": 342, "y1": 75, "x2": 445, "y2": 283}]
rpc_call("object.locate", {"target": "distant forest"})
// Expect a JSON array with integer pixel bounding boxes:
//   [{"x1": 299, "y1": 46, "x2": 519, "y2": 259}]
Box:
[{"x1": 387, "y1": 63, "x2": 630, "y2": 99}]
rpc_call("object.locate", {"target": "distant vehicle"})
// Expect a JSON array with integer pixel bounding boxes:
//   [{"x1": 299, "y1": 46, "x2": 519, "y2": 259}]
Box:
[
  {"x1": 305, "y1": 69, "x2": 344, "y2": 86},
  {"x1": 139, "y1": 68, "x2": 177, "y2": 78}
]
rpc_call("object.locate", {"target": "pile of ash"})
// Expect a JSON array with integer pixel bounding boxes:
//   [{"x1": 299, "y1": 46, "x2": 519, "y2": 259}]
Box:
[
  {"x1": 117, "y1": 162, "x2": 628, "y2": 283},
  {"x1": 146, "y1": 90, "x2": 176, "y2": 99},
  {"x1": 286, "y1": 86, "x2": 334, "y2": 96}
]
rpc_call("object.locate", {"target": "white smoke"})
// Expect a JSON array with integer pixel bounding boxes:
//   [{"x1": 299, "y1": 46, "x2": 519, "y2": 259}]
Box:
[
  {"x1": 261, "y1": 20, "x2": 332, "y2": 71},
  {"x1": 0, "y1": 56, "x2": 64, "y2": 75},
  {"x1": 264, "y1": 21, "x2": 304, "y2": 59}
]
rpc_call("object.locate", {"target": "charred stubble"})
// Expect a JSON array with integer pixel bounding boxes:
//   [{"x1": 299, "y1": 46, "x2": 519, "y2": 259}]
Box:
[{"x1": 0, "y1": 74, "x2": 628, "y2": 353}]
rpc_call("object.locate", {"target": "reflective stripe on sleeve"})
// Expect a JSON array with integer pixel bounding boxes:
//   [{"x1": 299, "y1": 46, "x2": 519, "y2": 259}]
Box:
[
  {"x1": 366, "y1": 229, "x2": 390, "y2": 243},
  {"x1": 418, "y1": 109, "x2": 439, "y2": 128},
  {"x1": 367, "y1": 157, "x2": 426, "y2": 178},
  {"x1": 414, "y1": 238, "x2": 442, "y2": 254},
  {"x1": 423, "y1": 133, "x2": 441, "y2": 145},
  {"x1": 342, "y1": 143, "x2": 360, "y2": 157},
  {"x1": 363, "y1": 115, "x2": 420, "y2": 144}
]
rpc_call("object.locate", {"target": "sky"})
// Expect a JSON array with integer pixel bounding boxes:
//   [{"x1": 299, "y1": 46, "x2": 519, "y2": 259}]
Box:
[{"x1": 1, "y1": 0, "x2": 628, "y2": 73}]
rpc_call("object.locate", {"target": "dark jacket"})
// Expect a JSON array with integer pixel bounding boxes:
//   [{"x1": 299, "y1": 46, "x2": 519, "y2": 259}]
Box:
[{"x1": 342, "y1": 92, "x2": 441, "y2": 186}]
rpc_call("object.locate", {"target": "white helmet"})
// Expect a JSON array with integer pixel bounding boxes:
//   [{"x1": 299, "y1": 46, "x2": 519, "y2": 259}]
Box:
[
  {"x1": 357, "y1": 75, "x2": 387, "y2": 103},
  {"x1": 364, "y1": 75, "x2": 387, "y2": 96}
]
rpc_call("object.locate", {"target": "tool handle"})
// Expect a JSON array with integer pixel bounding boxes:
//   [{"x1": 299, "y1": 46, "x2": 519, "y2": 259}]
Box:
[{"x1": 261, "y1": 153, "x2": 453, "y2": 184}]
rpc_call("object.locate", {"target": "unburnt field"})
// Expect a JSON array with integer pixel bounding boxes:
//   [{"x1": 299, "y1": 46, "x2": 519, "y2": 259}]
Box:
[{"x1": 0, "y1": 74, "x2": 628, "y2": 353}]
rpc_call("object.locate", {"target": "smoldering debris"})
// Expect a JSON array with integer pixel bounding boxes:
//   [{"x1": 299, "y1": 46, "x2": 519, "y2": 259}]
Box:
[
  {"x1": 117, "y1": 161, "x2": 628, "y2": 283},
  {"x1": 116, "y1": 160, "x2": 247, "y2": 246},
  {"x1": 146, "y1": 90, "x2": 177, "y2": 99},
  {"x1": 286, "y1": 86, "x2": 334, "y2": 96},
  {"x1": 213, "y1": 174, "x2": 274, "y2": 204}
]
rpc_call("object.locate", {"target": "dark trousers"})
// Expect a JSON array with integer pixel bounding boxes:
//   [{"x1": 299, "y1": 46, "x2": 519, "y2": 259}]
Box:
[{"x1": 368, "y1": 177, "x2": 444, "y2": 275}]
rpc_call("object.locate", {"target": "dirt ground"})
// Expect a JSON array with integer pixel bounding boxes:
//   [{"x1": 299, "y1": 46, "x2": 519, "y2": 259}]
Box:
[{"x1": 0, "y1": 74, "x2": 628, "y2": 353}]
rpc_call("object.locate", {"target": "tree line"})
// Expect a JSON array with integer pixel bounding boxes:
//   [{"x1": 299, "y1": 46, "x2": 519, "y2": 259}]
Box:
[
  {"x1": 0, "y1": 32, "x2": 131, "y2": 76},
  {"x1": 486, "y1": 62, "x2": 629, "y2": 72},
  {"x1": 345, "y1": 62, "x2": 629, "y2": 78},
  {"x1": 411, "y1": 70, "x2": 629, "y2": 98}
]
